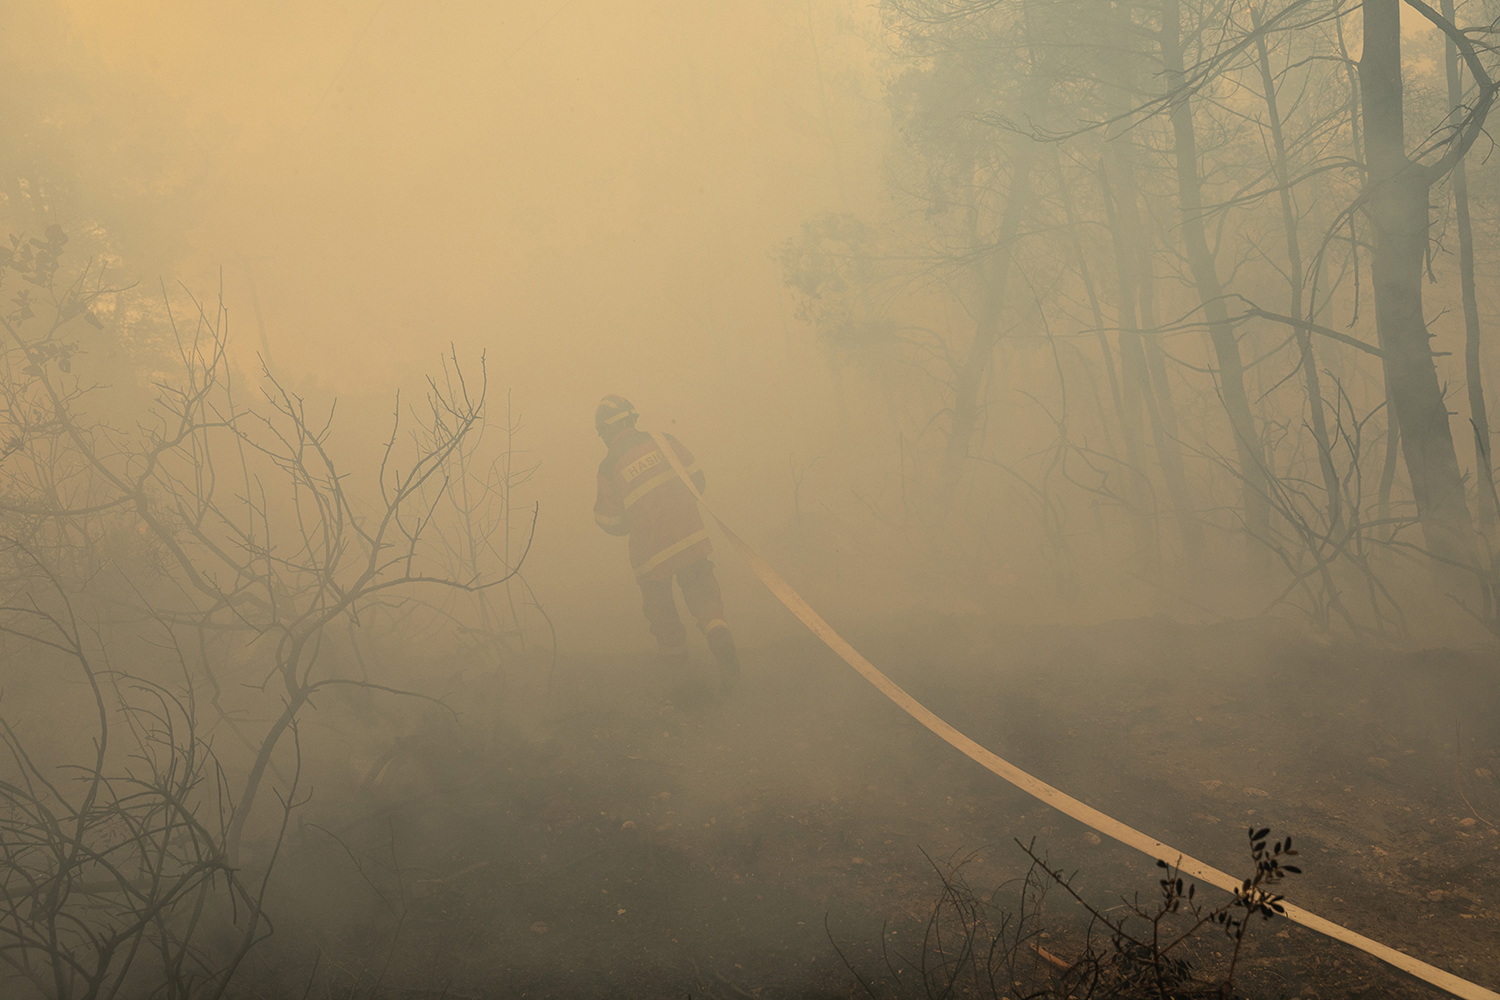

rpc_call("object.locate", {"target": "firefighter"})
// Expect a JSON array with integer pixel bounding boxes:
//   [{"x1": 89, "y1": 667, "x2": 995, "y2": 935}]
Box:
[{"x1": 593, "y1": 395, "x2": 740, "y2": 689}]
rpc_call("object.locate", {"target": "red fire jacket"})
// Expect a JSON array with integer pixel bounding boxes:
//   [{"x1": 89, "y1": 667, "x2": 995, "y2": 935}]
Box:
[{"x1": 594, "y1": 429, "x2": 711, "y2": 581}]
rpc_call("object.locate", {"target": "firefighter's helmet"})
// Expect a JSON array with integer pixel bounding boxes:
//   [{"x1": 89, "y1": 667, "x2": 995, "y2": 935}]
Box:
[{"x1": 595, "y1": 395, "x2": 639, "y2": 437}]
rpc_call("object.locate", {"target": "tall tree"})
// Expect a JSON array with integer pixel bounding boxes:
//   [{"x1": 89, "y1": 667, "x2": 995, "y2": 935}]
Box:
[
  {"x1": 942, "y1": 147, "x2": 1036, "y2": 485},
  {"x1": 1359, "y1": 0, "x2": 1494, "y2": 570},
  {"x1": 1156, "y1": 0, "x2": 1271, "y2": 544},
  {"x1": 1251, "y1": 4, "x2": 1343, "y2": 532},
  {"x1": 1440, "y1": 0, "x2": 1498, "y2": 538}
]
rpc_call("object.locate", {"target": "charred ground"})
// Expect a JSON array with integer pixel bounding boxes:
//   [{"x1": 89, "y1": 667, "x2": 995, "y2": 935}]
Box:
[{"x1": 232, "y1": 614, "x2": 1500, "y2": 999}]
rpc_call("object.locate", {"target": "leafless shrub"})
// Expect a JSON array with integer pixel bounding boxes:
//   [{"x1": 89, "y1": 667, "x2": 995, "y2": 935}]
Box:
[
  {"x1": 0, "y1": 231, "x2": 540, "y2": 994},
  {"x1": 835, "y1": 829, "x2": 1300, "y2": 1000},
  {"x1": 0, "y1": 546, "x2": 296, "y2": 1000}
]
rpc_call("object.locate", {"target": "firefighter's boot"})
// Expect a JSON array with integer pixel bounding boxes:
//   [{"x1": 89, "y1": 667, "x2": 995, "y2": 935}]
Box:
[{"x1": 706, "y1": 624, "x2": 740, "y2": 692}]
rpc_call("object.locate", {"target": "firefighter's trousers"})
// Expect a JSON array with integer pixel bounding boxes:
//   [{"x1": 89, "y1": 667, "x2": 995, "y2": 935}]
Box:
[{"x1": 639, "y1": 557, "x2": 727, "y2": 651}]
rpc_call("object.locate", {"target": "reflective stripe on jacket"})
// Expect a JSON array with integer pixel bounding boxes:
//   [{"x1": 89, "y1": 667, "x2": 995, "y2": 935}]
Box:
[{"x1": 594, "y1": 429, "x2": 711, "y2": 580}]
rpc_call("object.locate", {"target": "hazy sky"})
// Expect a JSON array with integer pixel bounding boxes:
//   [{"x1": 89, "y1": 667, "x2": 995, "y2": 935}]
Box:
[
  {"x1": 25, "y1": 0, "x2": 896, "y2": 642},
  {"x1": 22, "y1": 1, "x2": 1470, "y2": 644}
]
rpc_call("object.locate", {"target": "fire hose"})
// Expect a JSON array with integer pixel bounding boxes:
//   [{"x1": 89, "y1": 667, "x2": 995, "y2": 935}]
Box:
[{"x1": 651, "y1": 432, "x2": 1498, "y2": 1000}]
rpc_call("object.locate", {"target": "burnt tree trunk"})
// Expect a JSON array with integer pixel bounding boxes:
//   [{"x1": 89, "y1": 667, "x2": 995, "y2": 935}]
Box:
[
  {"x1": 1252, "y1": 6, "x2": 1342, "y2": 532},
  {"x1": 1159, "y1": 0, "x2": 1269, "y2": 544},
  {"x1": 1440, "y1": 0, "x2": 1497, "y2": 538},
  {"x1": 1360, "y1": 0, "x2": 1476, "y2": 569}
]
